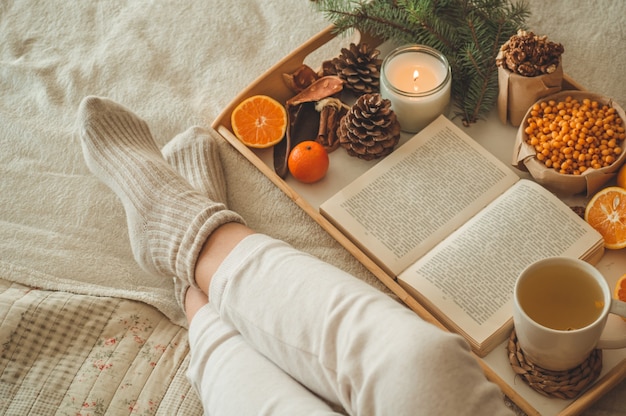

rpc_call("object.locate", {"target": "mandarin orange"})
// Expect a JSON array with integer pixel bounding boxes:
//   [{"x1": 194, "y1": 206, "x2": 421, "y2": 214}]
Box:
[
  {"x1": 615, "y1": 274, "x2": 626, "y2": 321},
  {"x1": 288, "y1": 141, "x2": 329, "y2": 184},
  {"x1": 231, "y1": 95, "x2": 287, "y2": 148},
  {"x1": 617, "y1": 163, "x2": 626, "y2": 189},
  {"x1": 584, "y1": 186, "x2": 626, "y2": 249},
  {"x1": 615, "y1": 274, "x2": 626, "y2": 300}
]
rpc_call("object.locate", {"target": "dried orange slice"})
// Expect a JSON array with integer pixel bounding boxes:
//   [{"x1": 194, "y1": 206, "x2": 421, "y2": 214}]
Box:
[
  {"x1": 231, "y1": 95, "x2": 287, "y2": 148},
  {"x1": 584, "y1": 186, "x2": 626, "y2": 249},
  {"x1": 288, "y1": 141, "x2": 329, "y2": 184}
]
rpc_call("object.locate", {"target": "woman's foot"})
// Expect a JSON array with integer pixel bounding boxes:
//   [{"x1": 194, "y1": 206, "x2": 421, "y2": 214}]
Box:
[{"x1": 77, "y1": 96, "x2": 244, "y2": 288}]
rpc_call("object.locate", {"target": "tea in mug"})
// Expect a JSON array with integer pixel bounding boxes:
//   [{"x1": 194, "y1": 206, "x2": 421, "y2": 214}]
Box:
[{"x1": 517, "y1": 264, "x2": 605, "y2": 331}]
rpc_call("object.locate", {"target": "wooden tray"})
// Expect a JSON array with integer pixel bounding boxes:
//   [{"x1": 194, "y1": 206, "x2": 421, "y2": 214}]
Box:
[{"x1": 212, "y1": 25, "x2": 626, "y2": 416}]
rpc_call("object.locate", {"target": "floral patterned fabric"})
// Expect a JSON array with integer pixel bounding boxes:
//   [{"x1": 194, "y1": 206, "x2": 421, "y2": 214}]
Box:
[{"x1": 0, "y1": 279, "x2": 203, "y2": 415}]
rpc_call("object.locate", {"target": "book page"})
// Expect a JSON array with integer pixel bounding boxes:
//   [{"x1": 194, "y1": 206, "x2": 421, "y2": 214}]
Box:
[
  {"x1": 319, "y1": 115, "x2": 519, "y2": 276},
  {"x1": 397, "y1": 179, "x2": 603, "y2": 348}
]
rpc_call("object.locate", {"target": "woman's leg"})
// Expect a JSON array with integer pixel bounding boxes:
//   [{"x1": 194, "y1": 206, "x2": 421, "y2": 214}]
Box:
[
  {"x1": 161, "y1": 126, "x2": 253, "y2": 307},
  {"x1": 78, "y1": 96, "x2": 510, "y2": 415},
  {"x1": 205, "y1": 234, "x2": 511, "y2": 415},
  {"x1": 185, "y1": 287, "x2": 343, "y2": 416},
  {"x1": 163, "y1": 126, "x2": 344, "y2": 415}
]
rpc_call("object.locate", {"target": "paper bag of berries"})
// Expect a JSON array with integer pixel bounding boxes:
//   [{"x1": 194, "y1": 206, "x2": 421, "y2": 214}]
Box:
[{"x1": 513, "y1": 91, "x2": 626, "y2": 196}]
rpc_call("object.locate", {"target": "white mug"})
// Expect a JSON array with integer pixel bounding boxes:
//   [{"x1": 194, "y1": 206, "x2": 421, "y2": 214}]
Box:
[{"x1": 513, "y1": 257, "x2": 626, "y2": 371}]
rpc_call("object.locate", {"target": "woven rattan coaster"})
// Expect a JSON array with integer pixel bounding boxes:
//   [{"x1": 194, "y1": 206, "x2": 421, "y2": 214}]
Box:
[{"x1": 507, "y1": 329, "x2": 603, "y2": 399}]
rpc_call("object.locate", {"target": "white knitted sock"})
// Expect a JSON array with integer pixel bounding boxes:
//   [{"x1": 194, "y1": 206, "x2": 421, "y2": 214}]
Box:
[
  {"x1": 162, "y1": 126, "x2": 236, "y2": 309},
  {"x1": 162, "y1": 126, "x2": 229, "y2": 205},
  {"x1": 77, "y1": 96, "x2": 245, "y2": 289}
]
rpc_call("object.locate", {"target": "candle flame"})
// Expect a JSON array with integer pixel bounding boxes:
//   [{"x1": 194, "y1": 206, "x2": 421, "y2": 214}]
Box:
[{"x1": 413, "y1": 69, "x2": 420, "y2": 92}]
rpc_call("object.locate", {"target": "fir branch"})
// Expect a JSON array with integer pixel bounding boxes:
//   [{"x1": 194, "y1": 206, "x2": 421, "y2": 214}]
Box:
[
  {"x1": 316, "y1": 0, "x2": 417, "y2": 41},
  {"x1": 313, "y1": 0, "x2": 531, "y2": 125}
]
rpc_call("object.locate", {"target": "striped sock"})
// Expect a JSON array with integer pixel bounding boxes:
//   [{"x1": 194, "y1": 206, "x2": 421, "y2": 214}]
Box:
[{"x1": 77, "y1": 96, "x2": 244, "y2": 289}]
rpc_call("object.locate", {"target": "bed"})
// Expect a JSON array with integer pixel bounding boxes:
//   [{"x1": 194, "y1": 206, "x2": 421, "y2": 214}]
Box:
[{"x1": 1, "y1": 1, "x2": 624, "y2": 414}]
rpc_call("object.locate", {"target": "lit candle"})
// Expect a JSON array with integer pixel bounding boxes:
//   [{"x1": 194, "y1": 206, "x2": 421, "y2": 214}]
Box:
[{"x1": 380, "y1": 45, "x2": 452, "y2": 133}]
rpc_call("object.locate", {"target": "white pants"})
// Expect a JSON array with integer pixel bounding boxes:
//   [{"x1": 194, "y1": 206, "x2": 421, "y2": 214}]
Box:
[{"x1": 188, "y1": 234, "x2": 511, "y2": 415}]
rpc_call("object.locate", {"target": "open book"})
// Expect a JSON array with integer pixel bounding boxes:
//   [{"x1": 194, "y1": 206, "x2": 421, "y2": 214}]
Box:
[{"x1": 319, "y1": 115, "x2": 605, "y2": 356}]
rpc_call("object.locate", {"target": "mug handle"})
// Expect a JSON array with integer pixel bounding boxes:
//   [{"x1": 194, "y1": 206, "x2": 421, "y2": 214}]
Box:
[
  {"x1": 610, "y1": 298, "x2": 626, "y2": 318},
  {"x1": 597, "y1": 299, "x2": 626, "y2": 349}
]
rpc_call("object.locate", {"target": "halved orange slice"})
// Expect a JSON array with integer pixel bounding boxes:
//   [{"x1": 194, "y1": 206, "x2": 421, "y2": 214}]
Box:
[
  {"x1": 585, "y1": 186, "x2": 626, "y2": 249},
  {"x1": 231, "y1": 95, "x2": 287, "y2": 148}
]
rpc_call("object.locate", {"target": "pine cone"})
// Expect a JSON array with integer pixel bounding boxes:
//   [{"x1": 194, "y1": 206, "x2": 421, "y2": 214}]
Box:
[
  {"x1": 338, "y1": 93, "x2": 401, "y2": 160},
  {"x1": 325, "y1": 43, "x2": 381, "y2": 94}
]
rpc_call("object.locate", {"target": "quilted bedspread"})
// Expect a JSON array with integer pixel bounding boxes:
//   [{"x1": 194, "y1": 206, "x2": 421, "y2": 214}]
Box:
[{"x1": 0, "y1": 279, "x2": 203, "y2": 415}]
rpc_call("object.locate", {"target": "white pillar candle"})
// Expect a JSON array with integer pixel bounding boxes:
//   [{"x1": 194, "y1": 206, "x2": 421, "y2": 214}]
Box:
[{"x1": 380, "y1": 45, "x2": 452, "y2": 133}]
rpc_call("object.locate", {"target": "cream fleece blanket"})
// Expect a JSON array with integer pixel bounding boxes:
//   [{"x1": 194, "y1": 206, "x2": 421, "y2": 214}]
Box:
[
  {"x1": 1, "y1": 1, "x2": 625, "y2": 413},
  {"x1": 0, "y1": 0, "x2": 331, "y2": 328}
]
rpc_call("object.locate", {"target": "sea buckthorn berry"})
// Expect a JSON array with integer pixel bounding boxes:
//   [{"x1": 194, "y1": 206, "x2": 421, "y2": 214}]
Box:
[{"x1": 523, "y1": 95, "x2": 625, "y2": 174}]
